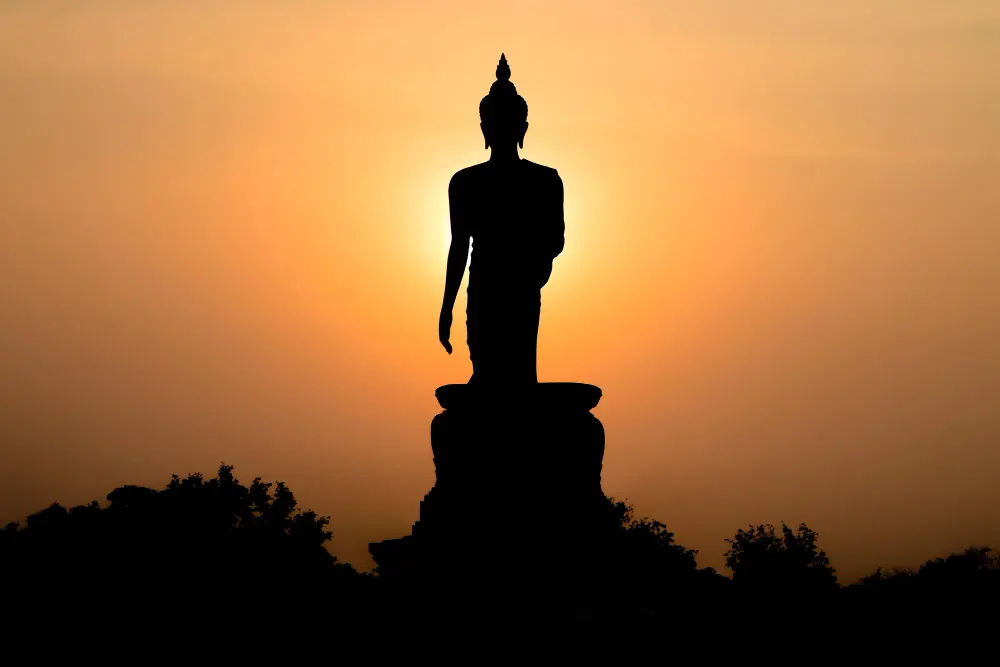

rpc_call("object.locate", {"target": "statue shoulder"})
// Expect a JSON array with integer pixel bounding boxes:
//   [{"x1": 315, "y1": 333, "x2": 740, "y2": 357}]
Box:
[
  {"x1": 449, "y1": 162, "x2": 490, "y2": 193},
  {"x1": 521, "y1": 160, "x2": 562, "y2": 185}
]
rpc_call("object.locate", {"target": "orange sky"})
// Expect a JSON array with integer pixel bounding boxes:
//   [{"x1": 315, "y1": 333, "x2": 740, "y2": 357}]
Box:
[{"x1": 1, "y1": 1, "x2": 998, "y2": 581}]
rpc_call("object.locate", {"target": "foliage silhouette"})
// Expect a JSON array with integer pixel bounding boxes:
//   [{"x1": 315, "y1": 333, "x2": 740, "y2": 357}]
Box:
[
  {"x1": 590, "y1": 498, "x2": 729, "y2": 619},
  {"x1": 3, "y1": 465, "x2": 998, "y2": 623},
  {"x1": 0, "y1": 463, "x2": 372, "y2": 610},
  {"x1": 724, "y1": 522, "x2": 838, "y2": 596},
  {"x1": 846, "y1": 546, "x2": 1000, "y2": 611}
]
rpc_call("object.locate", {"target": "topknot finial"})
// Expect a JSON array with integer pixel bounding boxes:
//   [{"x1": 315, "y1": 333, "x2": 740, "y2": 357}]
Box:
[
  {"x1": 479, "y1": 52, "x2": 527, "y2": 127},
  {"x1": 496, "y1": 53, "x2": 511, "y2": 81}
]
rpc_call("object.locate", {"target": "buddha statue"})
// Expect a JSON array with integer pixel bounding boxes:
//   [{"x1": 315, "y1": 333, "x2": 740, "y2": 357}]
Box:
[{"x1": 438, "y1": 54, "x2": 565, "y2": 386}]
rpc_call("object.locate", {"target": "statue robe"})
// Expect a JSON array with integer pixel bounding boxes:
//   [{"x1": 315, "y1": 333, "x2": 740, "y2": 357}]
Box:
[{"x1": 448, "y1": 159, "x2": 565, "y2": 386}]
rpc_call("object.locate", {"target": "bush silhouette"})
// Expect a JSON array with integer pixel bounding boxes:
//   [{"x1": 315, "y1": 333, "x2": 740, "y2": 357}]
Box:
[
  {"x1": 724, "y1": 522, "x2": 838, "y2": 597},
  {"x1": 594, "y1": 498, "x2": 729, "y2": 617},
  {"x1": 3, "y1": 464, "x2": 998, "y2": 622},
  {"x1": 0, "y1": 464, "x2": 371, "y2": 610},
  {"x1": 848, "y1": 546, "x2": 1000, "y2": 613}
]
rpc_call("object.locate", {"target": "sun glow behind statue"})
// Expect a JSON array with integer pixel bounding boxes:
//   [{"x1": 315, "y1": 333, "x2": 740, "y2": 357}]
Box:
[{"x1": 1, "y1": 1, "x2": 998, "y2": 580}]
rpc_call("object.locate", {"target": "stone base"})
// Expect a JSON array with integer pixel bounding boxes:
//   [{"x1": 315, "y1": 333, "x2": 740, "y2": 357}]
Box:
[{"x1": 370, "y1": 383, "x2": 612, "y2": 600}]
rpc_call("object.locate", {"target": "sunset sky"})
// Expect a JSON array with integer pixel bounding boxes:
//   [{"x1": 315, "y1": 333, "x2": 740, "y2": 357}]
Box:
[{"x1": 2, "y1": 1, "x2": 998, "y2": 581}]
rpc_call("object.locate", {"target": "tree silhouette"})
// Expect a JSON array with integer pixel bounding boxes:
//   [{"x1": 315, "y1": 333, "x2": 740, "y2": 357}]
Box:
[
  {"x1": 0, "y1": 463, "x2": 371, "y2": 610},
  {"x1": 848, "y1": 546, "x2": 999, "y2": 614},
  {"x1": 724, "y1": 522, "x2": 838, "y2": 596},
  {"x1": 593, "y1": 498, "x2": 729, "y2": 618},
  {"x1": 608, "y1": 498, "x2": 698, "y2": 571},
  {"x1": 4, "y1": 461, "x2": 999, "y2": 625}
]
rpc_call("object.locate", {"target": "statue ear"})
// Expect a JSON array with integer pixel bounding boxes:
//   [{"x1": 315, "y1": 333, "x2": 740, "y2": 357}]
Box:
[
  {"x1": 481, "y1": 123, "x2": 489, "y2": 150},
  {"x1": 519, "y1": 121, "x2": 528, "y2": 149}
]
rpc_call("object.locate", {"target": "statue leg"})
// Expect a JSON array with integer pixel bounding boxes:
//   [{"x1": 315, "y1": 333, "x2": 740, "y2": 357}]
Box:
[
  {"x1": 466, "y1": 293, "x2": 489, "y2": 385},
  {"x1": 525, "y1": 295, "x2": 540, "y2": 383},
  {"x1": 466, "y1": 290, "x2": 541, "y2": 386},
  {"x1": 506, "y1": 292, "x2": 541, "y2": 384}
]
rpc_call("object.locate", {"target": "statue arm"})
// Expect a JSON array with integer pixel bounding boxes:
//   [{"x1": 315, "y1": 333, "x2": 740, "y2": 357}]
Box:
[
  {"x1": 442, "y1": 229, "x2": 470, "y2": 314},
  {"x1": 439, "y1": 175, "x2": 471, "y2": 354}
]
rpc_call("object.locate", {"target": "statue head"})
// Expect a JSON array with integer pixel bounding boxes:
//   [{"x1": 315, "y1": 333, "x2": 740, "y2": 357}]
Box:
[{"x1": 479, "y1": 54, "x2": 529, "y2": 151}]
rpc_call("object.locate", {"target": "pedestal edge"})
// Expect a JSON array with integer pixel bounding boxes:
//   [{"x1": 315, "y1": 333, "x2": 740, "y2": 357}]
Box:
[{"x1": 434, "y1": 382, "x2": 602, "y2": 411}]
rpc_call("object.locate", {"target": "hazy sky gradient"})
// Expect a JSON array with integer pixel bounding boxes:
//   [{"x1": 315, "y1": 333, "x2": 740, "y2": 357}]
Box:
[{"x1": 2, "y1": 1, "x2": 998, "y2": 580}]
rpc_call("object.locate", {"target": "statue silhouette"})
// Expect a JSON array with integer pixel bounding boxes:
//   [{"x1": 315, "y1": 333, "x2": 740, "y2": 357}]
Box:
[
  {"x1": 373, "y1": 53, "x2": 604, "y2": 611},
  {"x1": 438, "y1": 54, "x2": 565, "y2": 386}
]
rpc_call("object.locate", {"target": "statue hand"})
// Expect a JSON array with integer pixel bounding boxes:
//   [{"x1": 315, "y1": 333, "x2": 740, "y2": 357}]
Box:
[{"x1": 438, "y1": 308, "x2": 453, "y2": 354}]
